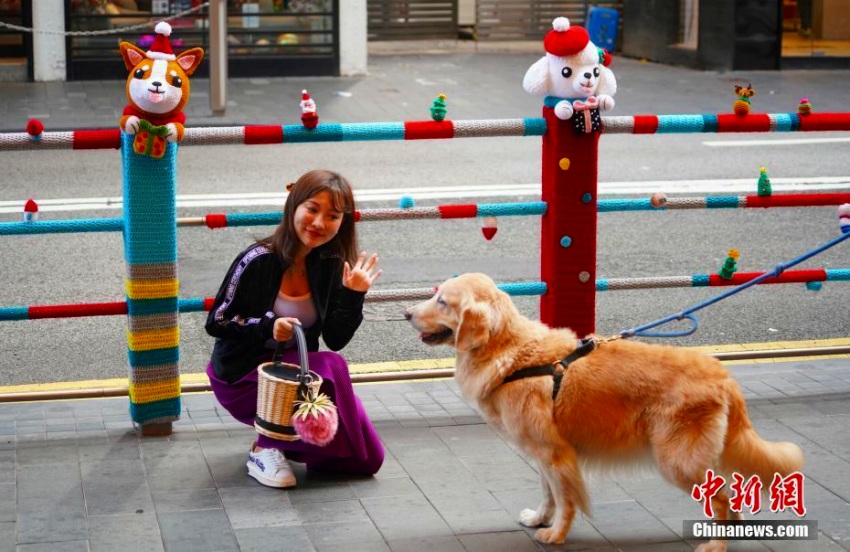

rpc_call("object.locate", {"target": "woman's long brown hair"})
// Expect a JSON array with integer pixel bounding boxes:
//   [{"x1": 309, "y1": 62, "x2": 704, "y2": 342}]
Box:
[{"x1": 258, "y1": 169, "x2": 358, "y2": 268}]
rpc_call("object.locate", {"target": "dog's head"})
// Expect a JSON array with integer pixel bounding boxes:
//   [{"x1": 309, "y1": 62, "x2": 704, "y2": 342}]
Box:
[
  {"x1": 522, "y1": 17, "x2": 616, "y2": 100},
  {"x1": 405, "y1": 273, "x2": 506, "y2": 352},
  {"x1": 120, "y1": 22, "x2": 203, "y2": 118}
]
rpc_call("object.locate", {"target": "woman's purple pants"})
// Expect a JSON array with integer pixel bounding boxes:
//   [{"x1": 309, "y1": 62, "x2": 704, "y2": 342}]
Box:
[{"x1": 207, "y1": 350, "x2": 384, "y2": 475}]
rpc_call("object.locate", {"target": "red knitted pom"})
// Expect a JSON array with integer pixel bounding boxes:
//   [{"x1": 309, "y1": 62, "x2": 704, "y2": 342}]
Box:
[{"x1": 26, "y1": 119, "x2": 44, "y2": 136}]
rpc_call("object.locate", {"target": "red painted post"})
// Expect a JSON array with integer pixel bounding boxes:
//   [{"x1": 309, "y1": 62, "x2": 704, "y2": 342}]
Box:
[{"x1": 539, "y1": 107, "x2": 600, "y2": 336}]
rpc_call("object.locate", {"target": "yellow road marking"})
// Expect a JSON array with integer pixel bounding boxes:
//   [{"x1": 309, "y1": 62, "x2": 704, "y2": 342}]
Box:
[{"x1": 2, "y1": 338, "x2": 849, "y2": 395}]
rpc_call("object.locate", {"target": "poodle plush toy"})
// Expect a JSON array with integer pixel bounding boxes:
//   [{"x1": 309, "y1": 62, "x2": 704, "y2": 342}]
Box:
[
  {"x1": 523, "y1": 17, "x2": 616, "y2": 133},
  {"x1": 119, "y1": 22, "x2": 204, "y2": 157}
]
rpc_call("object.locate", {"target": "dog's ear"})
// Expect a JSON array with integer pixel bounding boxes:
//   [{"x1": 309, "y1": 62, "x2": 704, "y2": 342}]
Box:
[
  {"x1": 455, "y1": 301, "x2": 490, "y2": 352},
  {"x1": 120, "y1": 42, "x2": 146, "y2": 72},
  {"x1": 596, "y1": 65, "x2": 617, "y2": 97},
  {"x1": 176, "y1": 47, "x2": 205, "y2": 76},
  {"x1": 522, "y1": 56, "x2": 551, "y2": 96}
]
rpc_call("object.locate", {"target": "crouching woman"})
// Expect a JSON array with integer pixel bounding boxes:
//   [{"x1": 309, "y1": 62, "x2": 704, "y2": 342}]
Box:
[{"x1": 205, "y1": 169, "x2": 384, "y2": 488}]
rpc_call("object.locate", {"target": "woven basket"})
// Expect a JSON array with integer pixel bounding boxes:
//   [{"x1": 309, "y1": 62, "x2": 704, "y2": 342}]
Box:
[{"x1": 255, "y1": 324, "x2": 322, "y2": 441}]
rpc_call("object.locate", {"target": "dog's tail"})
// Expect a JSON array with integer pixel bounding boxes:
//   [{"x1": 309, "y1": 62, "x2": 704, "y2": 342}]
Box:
[{"x1": 720, "y1": 381, "x2": 804, "y2": 482}]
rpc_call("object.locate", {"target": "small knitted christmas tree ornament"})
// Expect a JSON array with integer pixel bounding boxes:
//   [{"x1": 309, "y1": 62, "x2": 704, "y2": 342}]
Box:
[
  {"x1": 733, "y1": 83, "x2": 754, "y2": 116},
  {"x1": 718, "y1": 249, "x2": 740, "y2": 280},
  {"x1": 292, "y1": 391, "x2": 338, "y2": 446},
  {"x1": 300, "y1": 89, "x2": 319, "y2": 129},
  {"x1": 23, "y1": 199, "x2": 38, "y2": 222},
  {"x1": 839, "y1": 203, "x2": 850, "y2": 234},
  {"x1": 481, "y1": 216, "x2": 498, "y2": 241},
  {"x1": 798, "y1": 97, "x2": 812, "y2": 116},
  {"x1": 757, "y1": 166, "x2": 772, "y2": 197},
  {"x1": 26, "y1": 119, "x2": 44, "y2": 142},
  {"x1": 430, "y1": 94, "x2": 447, "y2": 121}
]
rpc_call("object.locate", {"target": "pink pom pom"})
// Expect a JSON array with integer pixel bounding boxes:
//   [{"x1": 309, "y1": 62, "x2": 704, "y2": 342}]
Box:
[{"x1": 293, "y1": 406, "x2": 338, "y2": 446}]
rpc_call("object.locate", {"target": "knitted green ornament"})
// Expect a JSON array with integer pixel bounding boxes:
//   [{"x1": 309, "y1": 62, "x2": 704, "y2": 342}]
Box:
[
  {"x1": 719, "y1": 249, "x2": 740, "y2": 280},
  {"x1": 757, "y1": 166, "x2": 771, "y2": 197},
  {"x1": 430, "y1": 94, "x2": 447, "y2": 122}
]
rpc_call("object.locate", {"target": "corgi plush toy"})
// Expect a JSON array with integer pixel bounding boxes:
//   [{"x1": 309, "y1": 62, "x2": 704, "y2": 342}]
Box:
[
  {"x1": 119, "y1": 22, "x2": 204, "y2": 157},
  {"x1": 523, "y1": 17, "x2": 616, "y2": 132}
]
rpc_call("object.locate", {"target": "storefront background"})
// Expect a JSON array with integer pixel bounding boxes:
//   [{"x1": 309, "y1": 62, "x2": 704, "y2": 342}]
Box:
[
  {"x1": 66, "y1": 0, "x2": 339, "y2": 79},
  {"x1": 781, "y1": 0, "x2": 850, "y2": 60}
]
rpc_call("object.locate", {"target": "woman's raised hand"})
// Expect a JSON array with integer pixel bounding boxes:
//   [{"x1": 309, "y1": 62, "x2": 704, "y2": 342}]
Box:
[
  {"x1": 273, "y1": 317, "x2": 301, "y2": 342},
  {"x1": 343, "y1": 251, "x2": 383, "y2": 292}
]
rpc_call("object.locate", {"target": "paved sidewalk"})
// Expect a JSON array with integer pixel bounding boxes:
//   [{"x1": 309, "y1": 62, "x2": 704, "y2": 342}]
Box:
[{"x1": 1, "y1": 357, "x2": 850, "y2": 551}]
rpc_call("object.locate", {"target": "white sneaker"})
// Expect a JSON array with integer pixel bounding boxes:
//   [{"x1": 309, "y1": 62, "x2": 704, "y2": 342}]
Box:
[{"x1": 247, "y1": 445, "x2": 296, "y2": 488}]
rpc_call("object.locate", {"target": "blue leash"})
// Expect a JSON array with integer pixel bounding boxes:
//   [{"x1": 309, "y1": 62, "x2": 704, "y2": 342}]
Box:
[{"x1": 620, "y1": 230, "x2": 850, "y2": 339}]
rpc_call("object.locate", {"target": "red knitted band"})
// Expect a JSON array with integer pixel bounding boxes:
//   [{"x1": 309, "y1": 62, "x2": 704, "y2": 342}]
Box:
[
  {"x1": 439, "y1": 204, "x2": 477, "y2": 218},
  {"x1": 205, "y1": 214, "x2": 227, "y2": 229},
  {"x1": 244, "y1": 125, "x2": 283, "y2": 145},
  {"x1": 404, "y1": 121, "x2": 454, "y2": 140}
]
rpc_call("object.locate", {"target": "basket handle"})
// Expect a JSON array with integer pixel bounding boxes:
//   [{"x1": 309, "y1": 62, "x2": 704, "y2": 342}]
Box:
[{"x1": 273, "y1": 323, "x2": 312, "y2": 385}]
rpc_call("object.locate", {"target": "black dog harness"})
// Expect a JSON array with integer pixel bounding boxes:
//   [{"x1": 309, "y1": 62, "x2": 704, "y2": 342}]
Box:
[{"x1": 501, "y1": 338, "x2": 597, "y2": 400}]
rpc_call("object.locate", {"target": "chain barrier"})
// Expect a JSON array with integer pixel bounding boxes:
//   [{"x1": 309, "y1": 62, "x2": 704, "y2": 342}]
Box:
[{"x1": 0, "y1": 1, "x2": 210, "y2": 37}]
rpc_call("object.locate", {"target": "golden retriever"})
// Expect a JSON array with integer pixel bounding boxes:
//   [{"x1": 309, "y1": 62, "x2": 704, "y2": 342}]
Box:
[{"x1": 405, "y1": 273, "x2": 804, "y2": 551}]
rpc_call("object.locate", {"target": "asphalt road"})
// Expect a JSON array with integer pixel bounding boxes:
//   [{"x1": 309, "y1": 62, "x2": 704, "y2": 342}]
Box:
[{"x1": 2, "y1": 54, "x2": 850, "y2": 386}]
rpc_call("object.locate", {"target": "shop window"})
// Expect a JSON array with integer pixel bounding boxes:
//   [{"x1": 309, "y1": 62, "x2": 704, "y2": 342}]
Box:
[
  {"x1": 66, "y1": 0, "x2": 338, "y2": 79},
  {"x1": 782, "y1": 0, "x2": 850, "y2": 58},
  {"x1": 0, "y1": 0, "x2": 24, "y2": 57}
]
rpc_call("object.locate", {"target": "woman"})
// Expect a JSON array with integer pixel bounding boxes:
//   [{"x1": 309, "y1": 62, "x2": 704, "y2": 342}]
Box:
[{"x1": 206, "y1": 169, "x2": 384, "y2": 488}]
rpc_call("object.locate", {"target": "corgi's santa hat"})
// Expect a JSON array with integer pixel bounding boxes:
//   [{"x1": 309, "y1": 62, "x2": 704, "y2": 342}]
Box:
[
  {"x1": 146, "y1": 22, "x2": 176, "y2": 61},
  {"x1": 543, "y1": 17, "x2": 612, "y2": 67}
]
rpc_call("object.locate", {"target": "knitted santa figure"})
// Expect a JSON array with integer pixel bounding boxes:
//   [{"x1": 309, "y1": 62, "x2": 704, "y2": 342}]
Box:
[
  {"x1": 522, "y1": 17, "x2": 616, "y2": 130},
  {"x1": 300, "y1": 89, "x2": 319, "y2": 129}
]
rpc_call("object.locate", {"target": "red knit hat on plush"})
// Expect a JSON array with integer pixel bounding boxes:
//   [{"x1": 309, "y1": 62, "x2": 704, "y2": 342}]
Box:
[
  {"x1": 147, "y1": 21, "x2": 176, "y2": 61},
  {"x1": 543, "y1": 17, "x2": 589, "y2": 57}
]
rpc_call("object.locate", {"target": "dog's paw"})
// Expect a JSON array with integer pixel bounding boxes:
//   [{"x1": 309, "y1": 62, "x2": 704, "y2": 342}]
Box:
[
  {"x1": 533, "y1": 526, "x2": 567, "y2": 544},
  {"x1": 124, "y1": 116, "x2": 140, "y2": 134},
  {"x1": 519, "y1": 508, "x2": 547, "y2": 527},
  {"x1": 165, "y1": 123, "x2": 179, "y2": 143},
  {"x1": 597, "y1": 94, "x2": 615, "y2": 111},
  {"x1": 554, "y1": 100, "x2": 574, "y2": 121}
]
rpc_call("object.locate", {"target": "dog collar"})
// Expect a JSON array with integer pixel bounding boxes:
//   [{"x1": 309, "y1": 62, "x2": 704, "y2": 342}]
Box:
[{"x1": 502, "y1": 338, "x2": 597, "y2": 400}]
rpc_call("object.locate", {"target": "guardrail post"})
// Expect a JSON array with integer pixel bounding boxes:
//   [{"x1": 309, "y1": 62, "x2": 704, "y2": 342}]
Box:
[
  {"x1": 209, "y1": 0, "x2": 228, "y2": 116},
  {"x1": 540, "y1": 108, "x2": 599, "y2": 336},
  {"x1": 122, "y1": 134, "x2": 181, "y2": 435}
]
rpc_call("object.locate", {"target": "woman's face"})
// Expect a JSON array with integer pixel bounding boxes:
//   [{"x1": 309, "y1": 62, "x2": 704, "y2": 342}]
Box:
[{"x1": 293, "y1": 190, "x2": 345, "y2": 254}]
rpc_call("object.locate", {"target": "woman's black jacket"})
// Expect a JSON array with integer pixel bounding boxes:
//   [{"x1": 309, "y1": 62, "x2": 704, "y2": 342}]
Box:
[{"x1": 205, "y1": 243, "x2": 365, "y2": 383}]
